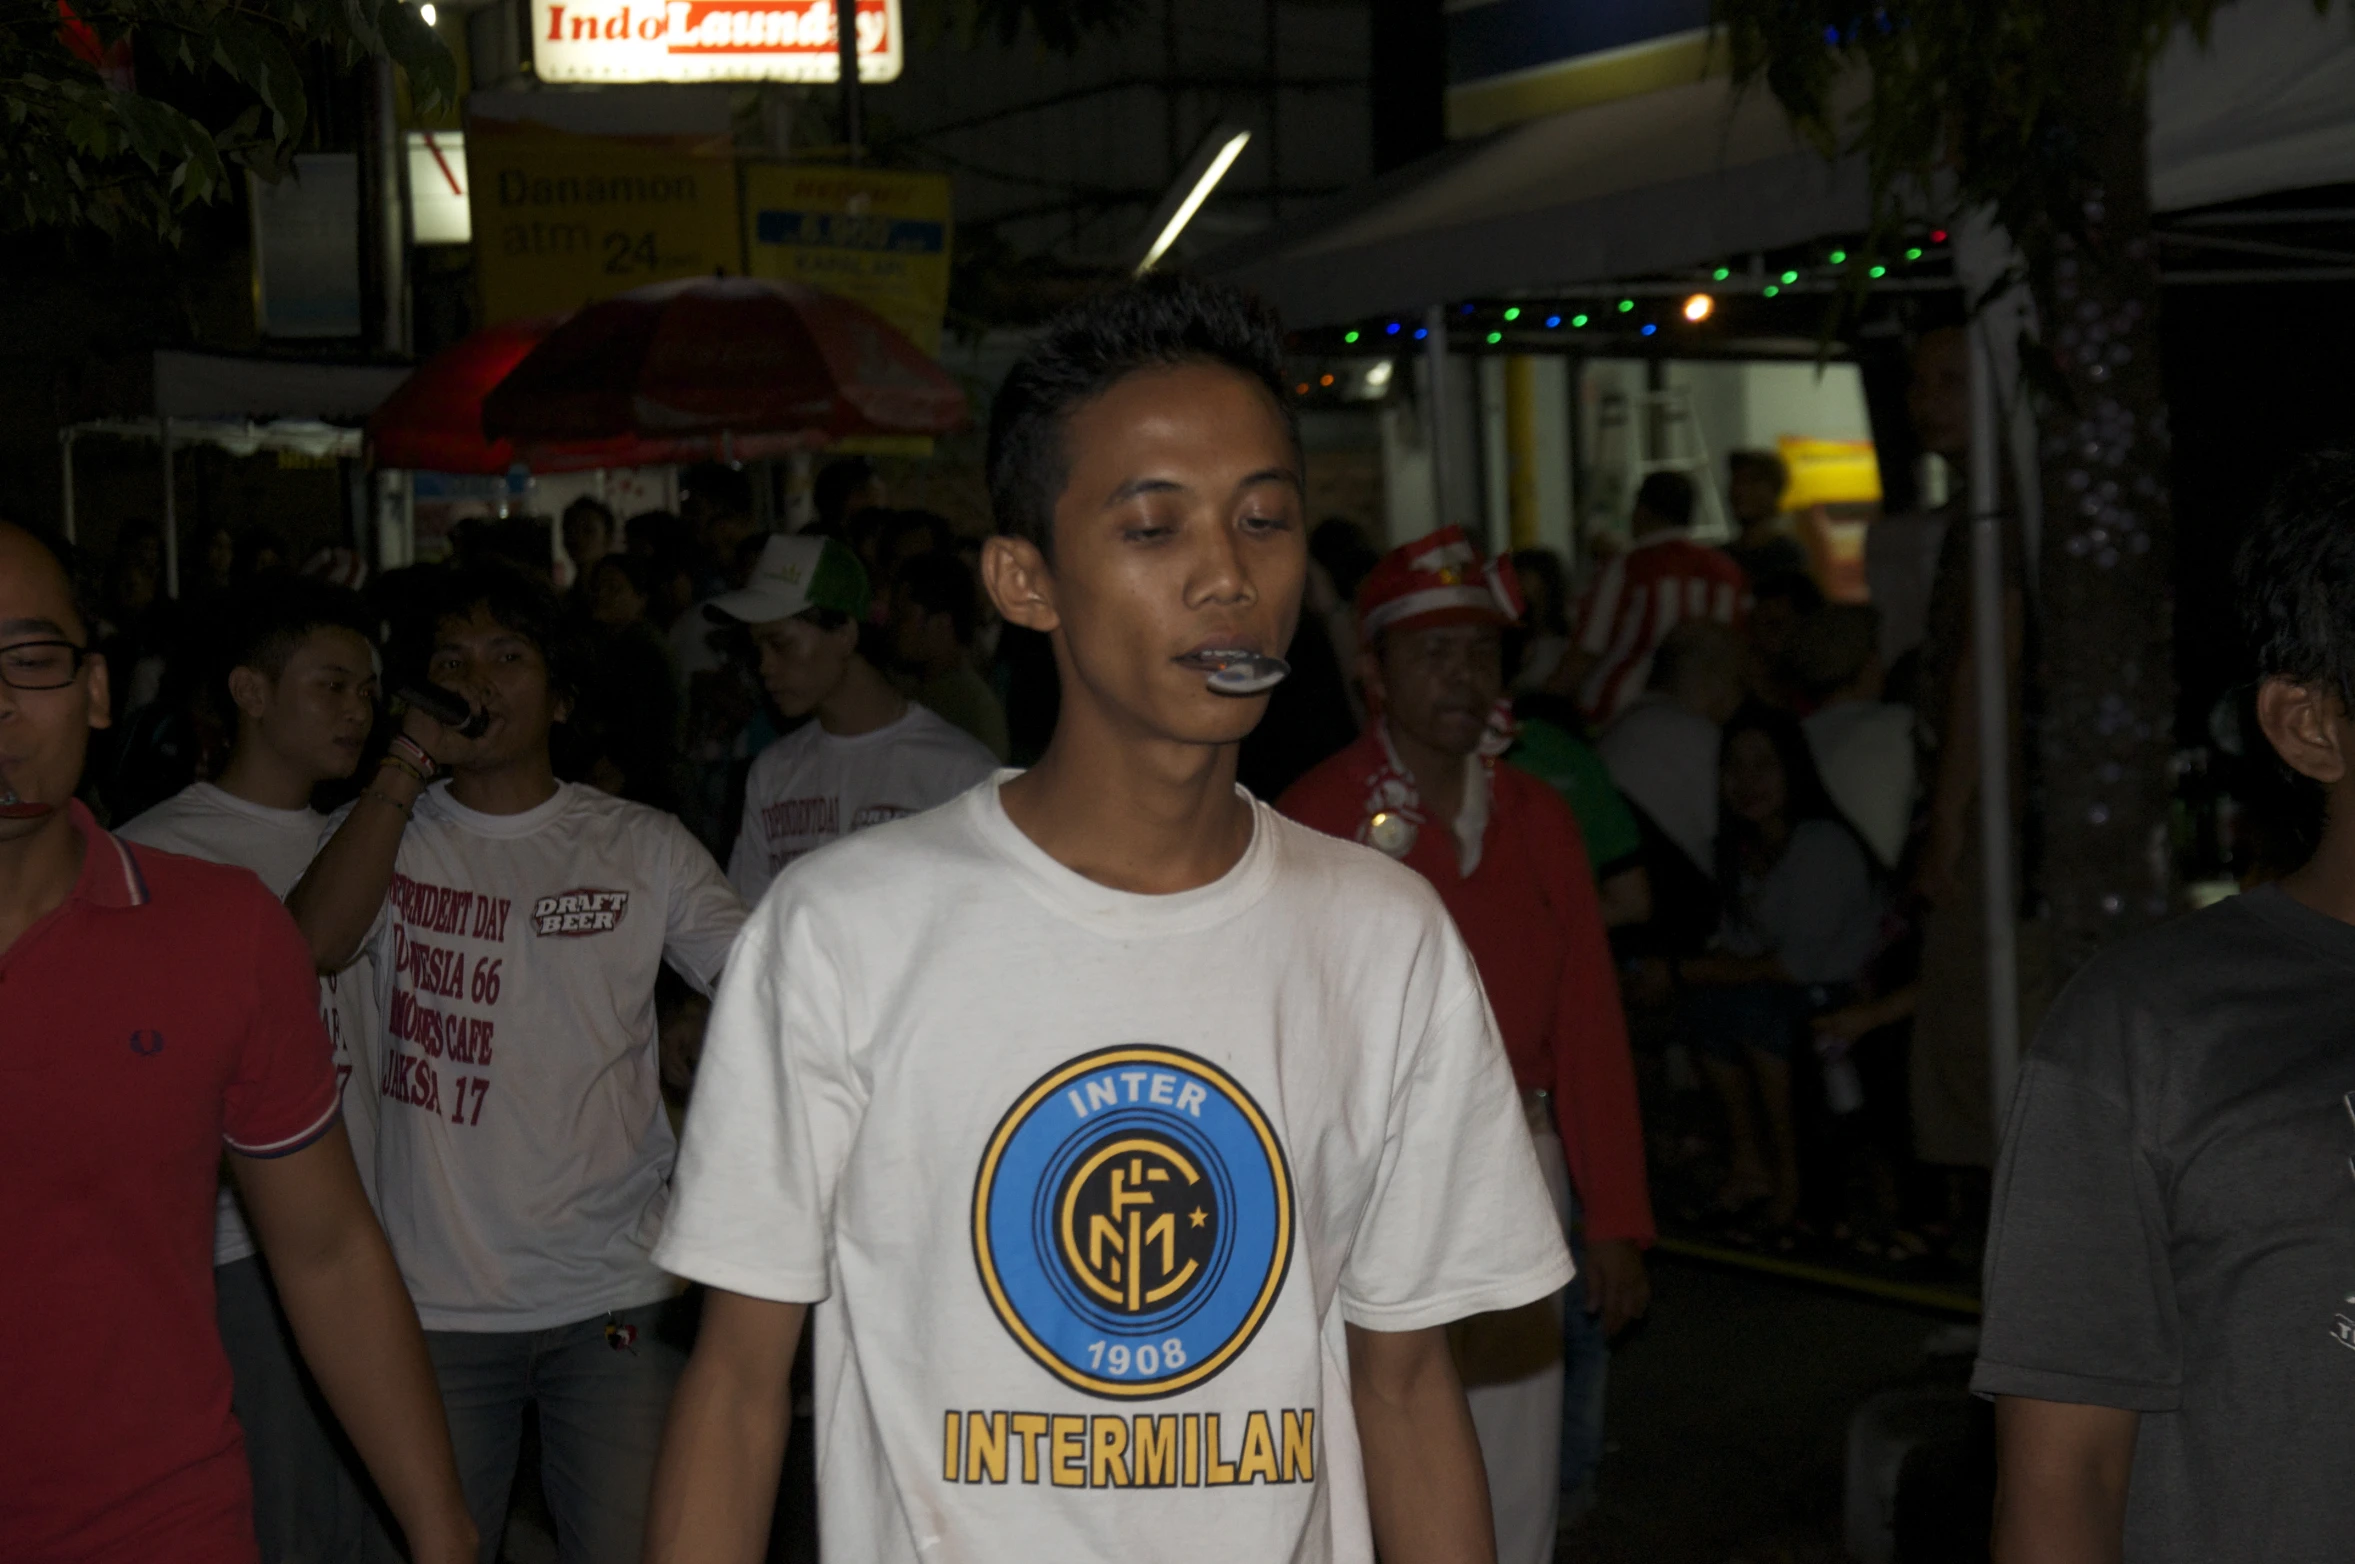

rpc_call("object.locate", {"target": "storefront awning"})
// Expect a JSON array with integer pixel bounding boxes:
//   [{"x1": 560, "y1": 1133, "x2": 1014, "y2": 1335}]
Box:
[{"x1": 1214, "y1": 0, "x2": 2355, "y2": 327}]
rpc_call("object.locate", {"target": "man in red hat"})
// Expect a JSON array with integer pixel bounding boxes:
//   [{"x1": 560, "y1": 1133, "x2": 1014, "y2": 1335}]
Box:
[{"x1": 1280, "y1": 525, "x2": 1654, "y2": 1563}]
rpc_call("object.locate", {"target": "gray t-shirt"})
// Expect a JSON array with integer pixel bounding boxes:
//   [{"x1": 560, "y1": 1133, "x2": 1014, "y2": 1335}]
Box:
[{"x1": 1972, "y1": 884, "x2": 2355, "y2": 1563}]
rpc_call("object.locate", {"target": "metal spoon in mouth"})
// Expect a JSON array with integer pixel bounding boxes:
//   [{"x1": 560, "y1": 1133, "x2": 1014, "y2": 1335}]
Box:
[
  {"x1": 1180, "y1": 649, "x2": 1292, "y2": 697},
  {"x1": 0, "y1": 782, "x2": 52, "y2": 821}
]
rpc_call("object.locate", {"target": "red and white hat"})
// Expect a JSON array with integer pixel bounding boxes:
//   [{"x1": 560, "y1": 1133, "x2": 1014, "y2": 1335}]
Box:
[{"x1": 1355, "y1": 526, "x2": 1524, "y2": 639}]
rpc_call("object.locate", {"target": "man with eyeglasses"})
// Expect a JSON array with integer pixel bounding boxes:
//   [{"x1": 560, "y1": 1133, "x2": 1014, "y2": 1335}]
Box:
[{"x1": 0, "y1": 522, "x2": 473, "y2": 1564}]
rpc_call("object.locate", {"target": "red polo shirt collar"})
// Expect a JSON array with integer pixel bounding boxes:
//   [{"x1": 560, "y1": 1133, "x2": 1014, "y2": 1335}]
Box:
[{"x1": 66, "y1": 800, "x2": 152, "y2": 910}]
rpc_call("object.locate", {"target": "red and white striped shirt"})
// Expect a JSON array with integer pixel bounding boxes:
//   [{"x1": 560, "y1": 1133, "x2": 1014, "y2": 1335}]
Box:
[{"x1": 1571, "y1": 531, "x2": 1747, "y2": 723}]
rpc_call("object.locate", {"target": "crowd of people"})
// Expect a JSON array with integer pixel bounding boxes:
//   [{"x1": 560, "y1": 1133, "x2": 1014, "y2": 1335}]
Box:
[{"x1": 7, "y1": 272, "x2": 2350, "y2": 1564}]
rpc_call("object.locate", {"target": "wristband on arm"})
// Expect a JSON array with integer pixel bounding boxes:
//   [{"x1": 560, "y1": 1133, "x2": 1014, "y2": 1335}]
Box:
[{"x1": 386, "y1": 732, "x2": 439, "y2": 784}]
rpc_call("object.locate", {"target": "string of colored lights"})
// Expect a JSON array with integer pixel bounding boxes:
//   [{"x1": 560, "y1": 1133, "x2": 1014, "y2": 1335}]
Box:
[{"x1": 1325, "y1": 230, "x2": 1952, "y2": 352}]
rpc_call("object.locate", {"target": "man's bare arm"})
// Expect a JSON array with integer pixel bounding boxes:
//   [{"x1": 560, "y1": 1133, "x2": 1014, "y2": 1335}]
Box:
[
  {"x1": 232, "y1": 1124, "x2": 475, "y2": 1564},
  {"x1": 287, "y1": 759, "x2": 423, "y2": 972},
  {"x1": 1992, "y1": 1395, "x2": 2140, "y2": 1564},
  {"x1": 1347, "y1": 1323, "x2": 1493, "y2": 1564},
  {"x1": 645, "y1": 1289, "x2": 808, "y2": 1564},
  {"x1": 288, "y1": 708, "x2": 460, "y2": 972},
  {"x1": 1580, "y1": 1238, "x2": 1651, "y2": 1337}
]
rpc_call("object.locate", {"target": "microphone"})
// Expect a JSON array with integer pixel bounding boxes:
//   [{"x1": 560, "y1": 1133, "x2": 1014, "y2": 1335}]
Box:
[{"x1": 396, "y1": 682, "x2": 491, "y2": 739}]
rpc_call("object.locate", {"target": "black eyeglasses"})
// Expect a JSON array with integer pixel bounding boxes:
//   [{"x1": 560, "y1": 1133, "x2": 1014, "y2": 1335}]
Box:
[{"x1": 0, "y1": 640, "x2": 92, "y2": 692}]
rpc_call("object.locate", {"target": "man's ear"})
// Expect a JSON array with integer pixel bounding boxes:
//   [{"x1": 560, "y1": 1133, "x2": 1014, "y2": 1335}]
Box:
[
  {"x1": 982, "y1": 536, "x2": 1059, "y2": 635},
  {"x1": 84, "y1": 650, "x2": 112, "y2": 733},
  {"x1": 226, "y1": 663, "x2": 271, "y2": 725},
  {"x1": 1355, "y1": 645, "x2": 1388, "y2": 714},
  {"x1": 2256, "y1": 676, "x2": 2350, "y2": 785}
]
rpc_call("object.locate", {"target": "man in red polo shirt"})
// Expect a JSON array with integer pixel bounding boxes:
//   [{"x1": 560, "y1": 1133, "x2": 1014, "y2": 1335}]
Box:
[
  {"x1": 0, "y1": 522, "x2": 474, "y2": 1564},
  {"x1": 1282, "y1": 526, "x2": 1654, "y2": 1562}
]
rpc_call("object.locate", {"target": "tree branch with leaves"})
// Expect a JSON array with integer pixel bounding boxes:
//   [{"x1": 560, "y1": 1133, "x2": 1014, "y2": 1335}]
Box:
[{"x1": 2, "y1": 0, "x2": 453, "y2": 238}]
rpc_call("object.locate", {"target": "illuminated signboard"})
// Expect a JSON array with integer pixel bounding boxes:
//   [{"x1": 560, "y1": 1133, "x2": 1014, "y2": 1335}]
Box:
[
  {"x1": 530, "y1": 0, "x2": 902, "y2": 84},
  {"x1": 466, "y1": 114, "x2": 742, "y2": 324},
  {"x1": 407, "y1": 131, "x2": 471, "y2": 245},
  {"x1": 743, "y1": 165, "x2": 951, "y2": 353}
]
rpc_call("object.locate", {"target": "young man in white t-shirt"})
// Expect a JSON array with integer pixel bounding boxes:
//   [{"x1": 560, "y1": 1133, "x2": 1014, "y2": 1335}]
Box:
[
  {"x1": 713, "y1": 533, "x2": 997, "y2": 905},
  {"x1": 289, "y1": 563, "x2": 746, "y2": 1564},
  {"x1": 646, "y1": 275, "x2": 1573, "y2": 1564},
  {"x1": 119, "y1": 579, "x2": 391, "y2": 1564}
]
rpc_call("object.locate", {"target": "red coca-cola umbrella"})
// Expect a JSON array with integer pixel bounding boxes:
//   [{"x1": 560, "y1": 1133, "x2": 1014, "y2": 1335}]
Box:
[
  {"x1": 368, "y1": 315, "x2": 838, "y2": 474},
  {"x1": 479, "y1": 277, "x2": 967, "y2": 446}
]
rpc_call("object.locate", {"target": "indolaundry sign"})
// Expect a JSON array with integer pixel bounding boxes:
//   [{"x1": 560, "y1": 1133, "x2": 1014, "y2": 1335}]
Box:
[{"x1": 530, "y1": 0, "x2": 902, "y2": 84}]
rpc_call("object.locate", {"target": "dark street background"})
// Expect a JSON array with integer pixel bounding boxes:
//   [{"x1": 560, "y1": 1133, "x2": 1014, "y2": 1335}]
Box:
[{"x1": 1566, "y1": 1256, "x2": 1979, "y2": 1564}]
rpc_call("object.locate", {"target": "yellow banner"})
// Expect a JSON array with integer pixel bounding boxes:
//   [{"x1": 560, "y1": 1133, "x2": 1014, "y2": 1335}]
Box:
[
  {"x1": 467, "y1": 116, "x2": 742, "y2": 325},
  {"x1": 1777, "y1": 436, "x2": 1883, "y2": 510},
  {"x1": 742, "y1": 164, "x2": 952, "y2": 354}
]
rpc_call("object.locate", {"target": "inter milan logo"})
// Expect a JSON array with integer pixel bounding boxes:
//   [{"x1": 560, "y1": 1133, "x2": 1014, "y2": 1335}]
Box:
[
  {"x1": 1060, "y1": 1133, "x2": 1217, "y2": 1314},
  {"x1": 973, "y1": 1045, "x2": 1293, "y2": 1399}
]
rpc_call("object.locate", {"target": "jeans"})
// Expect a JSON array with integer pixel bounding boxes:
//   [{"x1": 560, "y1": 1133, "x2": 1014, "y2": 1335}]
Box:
[
  {"x1": 1557, "y1": 1202, "x2": 1609, "y2": 1501},
  {"x1": 216, "y1": 1255, "x2": 394, "y2": 1564},
  {"x1": 424, "y1": 1297, "x2": 691, "y2": 1564}
]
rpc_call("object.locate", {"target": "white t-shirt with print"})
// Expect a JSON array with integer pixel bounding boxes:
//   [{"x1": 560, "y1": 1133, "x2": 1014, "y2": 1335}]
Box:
[
  {"x1": 119, "y1": 782, "x2": 381, "y2": 1267},
  {"x1": 659, "y1": 778, "x2": 1573, "y2": 1564},
  {"x1": 352, "y1": 781, "x2": 746, "y2": 1331},
  {"x1": 726, "y1": 703, "x2": 998, "y2": 905}
]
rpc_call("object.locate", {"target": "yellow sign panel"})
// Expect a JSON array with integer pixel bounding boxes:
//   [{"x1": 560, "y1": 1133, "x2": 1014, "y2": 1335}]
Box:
[
  {"x1": 742, "y1": 164, "x2": 952, "y2": 354},
  {"x1": 1777, "y1": 436, "x2": 1883, "y2": 510},
  {"x1": 467, "y1": 116, "x2": 742, "y2": 325}
]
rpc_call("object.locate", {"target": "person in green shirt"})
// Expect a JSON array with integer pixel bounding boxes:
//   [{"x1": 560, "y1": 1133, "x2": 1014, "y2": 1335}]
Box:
[{"x1": 1508, "y1": 694, "x2": 1651, "y2": 928}]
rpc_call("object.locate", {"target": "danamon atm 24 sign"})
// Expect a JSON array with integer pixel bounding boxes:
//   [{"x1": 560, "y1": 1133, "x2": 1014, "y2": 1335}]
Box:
[{"x1": 531, "y1": 0, "x2": 902, "y2": 83}]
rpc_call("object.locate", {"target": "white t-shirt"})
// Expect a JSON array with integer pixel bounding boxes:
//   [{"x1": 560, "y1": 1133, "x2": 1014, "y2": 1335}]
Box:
[
  {"x1": 352, "y1": 781, "x2": 746, "y2": 1330},
  {"x1": 119, "y1": 782, "x2": 380, "y2": 1267},
  {"x1": 726, "y1": 703, "x2": 998, "y2": 905},
  {"x1": 658, "y1": 779, "x2": 1573, "y2": 1564}
]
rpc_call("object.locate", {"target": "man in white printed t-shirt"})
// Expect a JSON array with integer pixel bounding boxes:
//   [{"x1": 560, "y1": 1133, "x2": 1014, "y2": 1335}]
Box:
[
  {"x1": 119, "y1": 579, "x2": 391, "y2": 1564},
  {"x1": 289, "y1": 563, "x2": 746, "y2": 1564},
  {"x1": 646, "y1": 275, "x2": 1573, "y2": 1564},
  {"x1": 713, "y1": 532, "x2": 997, "y2": 906}
]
